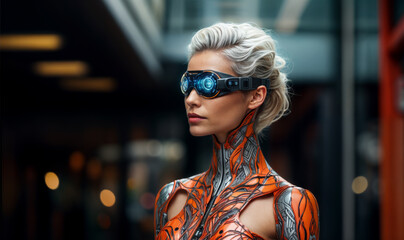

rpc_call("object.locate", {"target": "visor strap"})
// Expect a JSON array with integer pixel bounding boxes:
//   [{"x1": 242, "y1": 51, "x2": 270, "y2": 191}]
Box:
[{"x1": 251, "y1": 78, "x2": 270, "y2": 89}]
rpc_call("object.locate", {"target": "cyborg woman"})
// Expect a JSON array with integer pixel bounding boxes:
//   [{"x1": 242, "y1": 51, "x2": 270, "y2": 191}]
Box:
[{"x1": 154, "y1": 23, "x2": 319, "y2": 240}]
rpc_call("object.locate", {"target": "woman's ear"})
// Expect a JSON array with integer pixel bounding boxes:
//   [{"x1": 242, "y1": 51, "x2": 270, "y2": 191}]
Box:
[{"x1": 247, "y1": 86, "x2": 267, "y2": 110}]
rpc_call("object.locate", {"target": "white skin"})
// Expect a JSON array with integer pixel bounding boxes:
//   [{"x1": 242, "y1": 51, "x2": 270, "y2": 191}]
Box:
[{"x1": 167, "y1": 49, "x2": 276, "y2": 240}]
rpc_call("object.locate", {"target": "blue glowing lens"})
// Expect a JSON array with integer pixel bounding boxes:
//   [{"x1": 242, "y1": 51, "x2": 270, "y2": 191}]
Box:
[
  {"x1": 180, "y1": 77, "x2": 189, "y2": 94},
  {"x1": 180, "y1": 71, "x2": 220, "y2": 98},
  {"x1": 195, "y1": 74, "x2": 217, "y2": 97},
  {"x1": 202, "y1": 78, "x2": 214, "y2": 90}
]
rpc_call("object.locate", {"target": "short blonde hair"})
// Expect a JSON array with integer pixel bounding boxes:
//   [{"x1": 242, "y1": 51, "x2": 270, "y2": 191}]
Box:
[{"x1": 188, "y1": 23, "x2": 290, "y2": 135}]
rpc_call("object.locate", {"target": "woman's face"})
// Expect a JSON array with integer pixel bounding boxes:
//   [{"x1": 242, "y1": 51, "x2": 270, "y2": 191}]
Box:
[{"x1": 185, "y1": 50, "x2": 252, "y2": 143}]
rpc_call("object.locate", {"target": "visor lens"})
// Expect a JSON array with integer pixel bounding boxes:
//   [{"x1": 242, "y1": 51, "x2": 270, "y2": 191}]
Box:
[
  {"x1": 194, "y1": 72, "x2": 218, "y2": 97},
  {"x1": 180, "y1": 75, "x2": 190, "y2": 94},
  {"x1": 180, "y1": 71, "x2": 220, "y2": 98}
]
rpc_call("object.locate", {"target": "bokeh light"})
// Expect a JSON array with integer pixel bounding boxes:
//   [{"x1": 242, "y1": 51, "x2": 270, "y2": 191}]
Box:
[
  {"x1": 164, "y1": 141, "x2": 185, "y2": 162},
  {"x1": 33, "y1": 61, "x2": 89, "y2": 77},
  {"x1": 100, "y1": 189, "x2": 116, "y2": 207},
  {"x1": 0, "y1": 34, "x2": 62, "y2": 50},
  {"x1": 44, "y1": 172, "x2": 60, "y2": 190},
  {"x1": 69, "y1": 151, "x2": 85, "y2": 172},
  {"x1": 146, "y1": 140, "x2": 163, "y2": 157},
  {"x1": 127, "y1": 178, "x2": 136, "y2": 190},
  {"x1": 87, "y1": 158, "x2": 102, "y2": 180},
  {"x1": 97, "y1": 213, "x2": 111, "y2": 229},
  {"x1": 352, "y1": 176, "x2": 368, "y2": 194}
]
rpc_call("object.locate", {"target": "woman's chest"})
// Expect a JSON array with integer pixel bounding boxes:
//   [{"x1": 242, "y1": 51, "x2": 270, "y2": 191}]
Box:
[{"x1": 157, "y1": 186, "x2": 265, "y2": 240}]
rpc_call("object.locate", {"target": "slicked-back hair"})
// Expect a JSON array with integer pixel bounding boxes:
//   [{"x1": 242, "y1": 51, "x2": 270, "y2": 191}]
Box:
[{"x1": 188, "y1": 23, "x2": 290, "y2": 136}]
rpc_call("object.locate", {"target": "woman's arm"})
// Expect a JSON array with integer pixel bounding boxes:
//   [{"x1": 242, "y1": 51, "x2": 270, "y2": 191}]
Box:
[
  {"x1": 154, "y1": 182, "x2": 175, "y2": 237},
  {"x1": 274, "y1": 187, "x2": 320, "y2": 240}
]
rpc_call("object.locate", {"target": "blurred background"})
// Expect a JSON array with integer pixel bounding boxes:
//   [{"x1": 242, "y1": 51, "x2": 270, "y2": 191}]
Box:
[{"x1": 1, "y1": 0, "x2": 403, "y2": 239}]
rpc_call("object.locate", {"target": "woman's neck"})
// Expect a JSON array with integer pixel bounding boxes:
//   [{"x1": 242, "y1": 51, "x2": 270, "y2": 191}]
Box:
[
  {"x1": 213, "y1": 134, "x2": 226, "y2": 144},
  {"x1": 204, "y1": 110, "x2": 272, "y2": 190},
  {"x1": 213, "y1": 109, "x2": 256, "y2": 145}
]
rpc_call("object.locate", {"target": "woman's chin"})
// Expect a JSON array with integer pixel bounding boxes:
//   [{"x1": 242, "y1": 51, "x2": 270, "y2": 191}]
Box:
[{"x1": 189, "y1": 127, "x2": 211, "y2": 137}]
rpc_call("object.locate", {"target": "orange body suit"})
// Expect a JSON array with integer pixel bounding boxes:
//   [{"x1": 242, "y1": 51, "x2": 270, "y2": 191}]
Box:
[{"x1": 154, "y1": 111, "x2": 319, "y2": 239}]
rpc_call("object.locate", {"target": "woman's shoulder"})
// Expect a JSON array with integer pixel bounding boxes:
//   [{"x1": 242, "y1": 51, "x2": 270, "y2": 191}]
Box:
[
  {"x1": 155, "y1": 173, "x2": 205, "y2": 208},
  {"x1": 274, "y1": 184, "x2": 318, "y2": 201},
  {"x1": 273, "y1": 185, "x2": 319, "y2": 212},
  {"x1": 273, "y1": 185, "x2": 320, "y2": 239},
  {"x1": 154, "y1": 173, "x2": 206, "y2": 235}
]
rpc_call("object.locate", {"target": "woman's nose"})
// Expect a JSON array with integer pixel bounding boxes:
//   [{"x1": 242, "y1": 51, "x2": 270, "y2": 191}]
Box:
[{"x1": 185, "y1": 89, "x2": 201, "y2": 107}]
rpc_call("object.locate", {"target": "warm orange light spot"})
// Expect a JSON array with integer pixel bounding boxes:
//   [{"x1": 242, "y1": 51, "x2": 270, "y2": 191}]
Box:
[
  {"x1": 127, "y1": 178, "x2": 136, "y2": 190},
  {"x1": 87, "y1": 158, "x2": 102, "y2": 180},
  {"x1": 0, "y1": 34, "x2": 62, "y2": 50},
  {"x1": 100, "y1": 189, "x2": 116, "y2": 207},
  {"x1": 45, "y1": 172, "x2": 60, "y2": 190},
  {"x1": 69, "y1": 151, "x2": 85, "y2": 172},
  {"x1": 60, "y1": 78, "x2": 116, "y2": 92},
  {"x1": 33, "y1": 61, "x2": 89, "y2": 77},
  {"x1": 352, "y1": 176, "x2": 368, "y2": 194}
]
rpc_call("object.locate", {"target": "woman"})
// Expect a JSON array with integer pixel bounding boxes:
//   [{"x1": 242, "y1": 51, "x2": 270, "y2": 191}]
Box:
[{"x1": 154, "y1": 23, "x2": 319, "y2": 240}]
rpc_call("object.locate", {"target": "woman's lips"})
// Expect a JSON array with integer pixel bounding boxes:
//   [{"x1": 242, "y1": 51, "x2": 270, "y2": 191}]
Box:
[{"x1": 187, "y1": 113, "x2": 206, "y2": 124}]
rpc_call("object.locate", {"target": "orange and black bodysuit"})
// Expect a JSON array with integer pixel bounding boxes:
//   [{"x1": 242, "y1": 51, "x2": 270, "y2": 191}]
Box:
[{"x1": 154, "y1": 111, "x2": 319, "y2": 239}]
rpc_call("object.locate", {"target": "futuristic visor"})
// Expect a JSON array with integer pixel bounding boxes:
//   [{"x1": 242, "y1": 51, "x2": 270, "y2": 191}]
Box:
[{"x1": 180, "y1": 70, "x2": 270, "y2": 98}]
